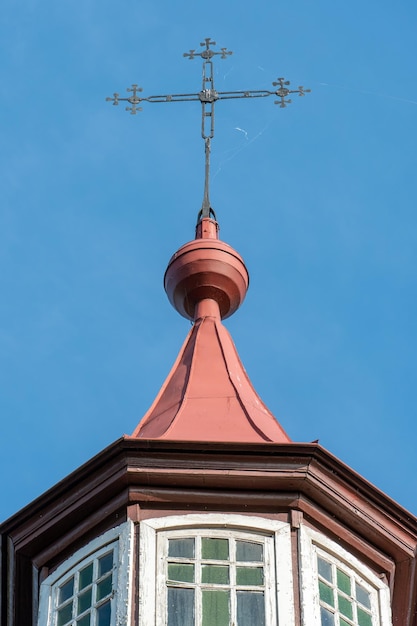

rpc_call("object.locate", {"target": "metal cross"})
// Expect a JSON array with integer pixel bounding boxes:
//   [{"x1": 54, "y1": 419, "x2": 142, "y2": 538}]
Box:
[{"x1": 106, "y1": 38, "x2": 310, "y2": 220}]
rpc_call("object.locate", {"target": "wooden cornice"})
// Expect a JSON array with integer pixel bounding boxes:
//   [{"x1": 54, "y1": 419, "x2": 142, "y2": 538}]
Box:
[{"x1": 2, "y1": 438, "x2": 416, "y2": 558}]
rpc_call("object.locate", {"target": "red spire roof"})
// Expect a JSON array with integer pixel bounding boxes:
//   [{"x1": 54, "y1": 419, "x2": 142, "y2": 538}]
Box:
[{"x1": 131, "y1": 217, "x2": 291, "y2": 443}]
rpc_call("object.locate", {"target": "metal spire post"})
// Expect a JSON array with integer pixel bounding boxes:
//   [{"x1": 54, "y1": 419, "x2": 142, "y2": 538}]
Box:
[{"x1": 106, "y1": 38, "x2": 310, "y2": 220}]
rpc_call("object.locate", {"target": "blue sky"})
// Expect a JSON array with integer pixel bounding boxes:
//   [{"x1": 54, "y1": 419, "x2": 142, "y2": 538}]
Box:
[{"x1": 1, "y1": 0, "x2": 417, "y2": 523}]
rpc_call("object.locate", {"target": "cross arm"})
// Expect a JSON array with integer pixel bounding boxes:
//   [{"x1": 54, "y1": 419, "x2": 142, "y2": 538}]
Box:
[
  {"x1": 145, "y1": 92, "x2": 202, "y2": 103},
  {"x1": 216, "y1": 89, "x2": 273, "y2": 100}
]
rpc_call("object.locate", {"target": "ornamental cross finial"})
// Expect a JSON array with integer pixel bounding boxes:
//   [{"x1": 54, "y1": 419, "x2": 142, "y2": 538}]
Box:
[
  {"x1": 183, "y1": 38, "x2": 233, "y2": 61},
  {"x1": 106, "y1": 39, "x2": 310, "y2": 220}
]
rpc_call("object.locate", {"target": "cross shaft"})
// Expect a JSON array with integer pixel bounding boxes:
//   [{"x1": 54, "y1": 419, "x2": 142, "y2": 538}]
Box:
[{"x1": 106, "y1": 39, "x2": 310, "y2": 219}]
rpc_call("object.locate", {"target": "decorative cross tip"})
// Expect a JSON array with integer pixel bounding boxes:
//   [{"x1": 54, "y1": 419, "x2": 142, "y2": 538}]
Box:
[
  {"x1": 272, "y1": 77, "x2": 311, "y2": 108},
  {"x1": 105, "y1": 84, "x2": 144, "y2": 114},
  {"x1": 105, "y1": 93, "x2": 120, "y2": 105},
  {"x1": 184, "y1": 38, "x2": 232, "y2": 61}
]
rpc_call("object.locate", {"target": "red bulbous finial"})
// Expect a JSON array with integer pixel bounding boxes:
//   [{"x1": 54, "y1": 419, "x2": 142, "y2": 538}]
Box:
[{"x1": 164, "y1": 217, "x2": 249, "y2": 321}]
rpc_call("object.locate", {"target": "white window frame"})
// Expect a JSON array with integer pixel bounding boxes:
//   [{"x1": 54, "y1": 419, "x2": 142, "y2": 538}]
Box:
[
  {"x1": 38, "y1": 522, "x2": 134, "y2": 626},
  {"x1": 139, "y1": 513, "x2": 294, "y2": 626},
  {"x1": 299, "y1": 525, "x2": 392, "y2": 626}
]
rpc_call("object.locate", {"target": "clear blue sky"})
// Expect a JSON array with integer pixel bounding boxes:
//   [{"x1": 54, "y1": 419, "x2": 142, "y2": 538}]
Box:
[{"x1": 1, "y1": 0, "x2": 417, "y2": 523}]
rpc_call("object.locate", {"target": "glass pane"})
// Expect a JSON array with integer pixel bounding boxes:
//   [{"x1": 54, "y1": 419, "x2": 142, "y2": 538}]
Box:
[
  {"x1": 96, "y1": 575, "x2": 113, "y2": 601},
  {"x1": 202, "y1": 538, "x2": 229, "y2": 561},
  {"x1": 98, "y1": 552, "x2": 113, "y2": 577},
  {"x1": 237, "y1": 591, "x2": 265, "y2": 626},
  {"x1": 77, "y1": 588, "x2": 92, "y2": 614},
  {"x1": 202, "y1": 589, "x2": 230, "y2": 626},
  {"x1": 236, "y1": 566, "x2": 264, "y2": 586},
  {"x1": 57, "y1": 603, "x2": 73, "y2": 626},
  {"x1": 79, "y1": 564, "x2": 93, "y2": 590},
  {"x1": 77, "y1": 616, "x2": 91, "y2": 626},
  {"x1": 336, "y1": 569, "x2": 351, "y2": 595},
  {"x1": 320, "y1": 606, "x2": 335, "y2": 626},
  {"x1": 97, "y1": 601, "x2": 111, "y2": 626},
  {"x1": 338, "y1": 594, "x2": 353, "y2": 620},
  {"x1": 340, "y1": 620, "x2": 350, "y2": 626},
  {"x1": 168, "y1": 587, "x2": 195, "y2": 626},
  {"x1": 168, "y1": 563, "x2": 195, "y2": 583},
  {"x1": 59, "y1": 578, "x2": 74, "y2": 604},
  {"x1": 358, "y1": 607, "x2": 373, "y2": 626},
  {"x1": 236, "y1": 541, "x2": 263, "y2": 562},
  {"x1": 169, "y1": 538, "x2": 195, "y2": 558},
  {"x1": 319, "y1": 581, "x2": 334, "y2": 607},
  {"x1": 202, "y1": 565, "x2": 229, "y2": 584},
  {"x1": 356, "y1": 582, "x2": 371, "y2": 609},
  {"x1": 318, "y1": 557, "x2": 333, "y2": 583}
]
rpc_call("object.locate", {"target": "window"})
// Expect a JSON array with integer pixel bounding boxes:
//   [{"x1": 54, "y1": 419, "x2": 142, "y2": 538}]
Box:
[
  {"x1": 317, "y1": 550, "x2": 379, "y2": 626},
  {"x1": 53, "y1": 546, "x2": 115, "y2": 626},
  {"x1": 38, "y1": 522, "x2": 133, "y2": 626},
  {"x1": 139, "y1": 513, "x2": 294, "y2": 626},
  {"x1": 299, "y1": 526, "x2": 392, "y2": 626},
  {"x1": 163, "y1": 530, "x2": 268, "y2": 626}
]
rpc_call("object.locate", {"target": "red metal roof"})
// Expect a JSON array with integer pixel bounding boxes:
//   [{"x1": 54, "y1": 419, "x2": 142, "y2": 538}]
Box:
[{"x1": 132, "y1": 217, "x2": 291, "y2": 443}]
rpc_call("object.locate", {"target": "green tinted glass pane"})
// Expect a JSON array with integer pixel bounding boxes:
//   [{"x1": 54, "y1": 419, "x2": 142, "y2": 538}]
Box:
[
  {"x1": 337, "y1": 569, "x2": 351, "y2": 595},
  {"x1": 168, "y1": 564, "x2": 195, "y2": 583},
  {"x1": 57, "y1": 603, "x2": 73, "y2": 626},
  {"x1": 168, "y1": 588, "x2": 194, "y2": 626},
  {"x1": 202, "y1": 538, "x2": 228, "y2": 561},
  {"x1": 169, "y1": 538, "x2": 195, "y2": 559},
  {"x1": 79, "y1": 564, "x2": 93, "y2": 590},
  {"x1": 202, "y1": 565, "x2": 229, "y2": 584},
  {"x1": 77, "y1": 616, "x2": 91, "y2": 626},
  {"x1": 356, "y1": 582, "x2": 371, "y2": 609},
  {"x1": 236, "y1": 566, "x2": 264, "y2": 586},
  {"x1": 96, "y1": 575, "x2": 112, "y2": 601},
  {"x1": 358, "y1": 608, "x2": 373, "y2": 626},
  {"x1": 97, "y1": 601, "x2": 111, "y2": 626},
  {"x1": 340, "y1": 620, "x2": 350, "y2": 626},
  {"x1": 98, "y1": 552, "x2": 113, "y2": 577},
  {"x1": 59, "y1": 578, "x2": 74, "y2": 604},
  {"x1": 320, "y1": 606, "x2": 335, "y2": 626},
  {"x1": 318, "y1": 557, "x2": 333, "y2": 583},
  {"x1": 338, "y1": 594, "x2": 353, "y2": 620},
  {"x1": 236, "y1": 541, "x2": 263, "y2": 562},
  {"x1": 319, "y1": 581, "x2": 334, "y2": 607},
  {"x1": 77, "y1": 588, "x2": 92, "y2": 614},
  {"x1": 237, "y1": 591, "x2": 265, "y2": 626},
  {"x1": 202, "y1": 590, "x2": 229, "y2": 626}
]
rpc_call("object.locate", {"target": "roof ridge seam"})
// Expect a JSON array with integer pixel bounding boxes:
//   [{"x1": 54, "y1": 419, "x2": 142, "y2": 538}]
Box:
[
  {"x1": 213, "y1": 318, "x2": 273, "y2": 442},
  {"x1": 161, "y1": 317, "x2": 205, "y2": 438}
]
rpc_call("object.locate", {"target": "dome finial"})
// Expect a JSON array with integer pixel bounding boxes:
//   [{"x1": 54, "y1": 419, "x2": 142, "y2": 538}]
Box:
[{"x1": 164, "y1": 224, "x2": 249, "y2": 322}]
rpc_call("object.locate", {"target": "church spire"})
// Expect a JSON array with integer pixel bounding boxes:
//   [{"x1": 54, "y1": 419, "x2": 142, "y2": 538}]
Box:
[
  {"x1": 105, "y1": 38, "x2": 308, "y2": 442},
  {"x1": 131, "y1": 214, "x2": 291, "y2": 443}
]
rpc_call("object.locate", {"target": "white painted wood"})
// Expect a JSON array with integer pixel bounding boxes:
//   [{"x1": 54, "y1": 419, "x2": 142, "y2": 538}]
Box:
[
  {"x1": 299, "y1": 525, "x2": 321, "y2": 626},
  {"x1": 299, "y1": 525, "x2": 393, "y2": 626},
  {"x1": 142, "y1": 513, "x2": 288, "y2": 534},
  {"x1": 274, "y1": 524, "x2": 295, "y2": 626},
  {"x1": 379, "y1": 586, "x2": 394, "y2": 626},
  {"x1": 116, "y1": 521, "x2": 134, "y2": 626},
  {"x1": 37, "y1": 522, "x2": 133, "y2": 626},
  {"x1": 139, "y1": 513, "x2": 294, "y2": 626},
  {"x1": 138, "y1": 520, "x2": 158, "y2": 626}
]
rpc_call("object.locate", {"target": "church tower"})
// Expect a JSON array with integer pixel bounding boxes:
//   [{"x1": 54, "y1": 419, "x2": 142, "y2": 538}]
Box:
[{"x1": 1, "y1": 38, "x2": 417, "y2": 626}]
